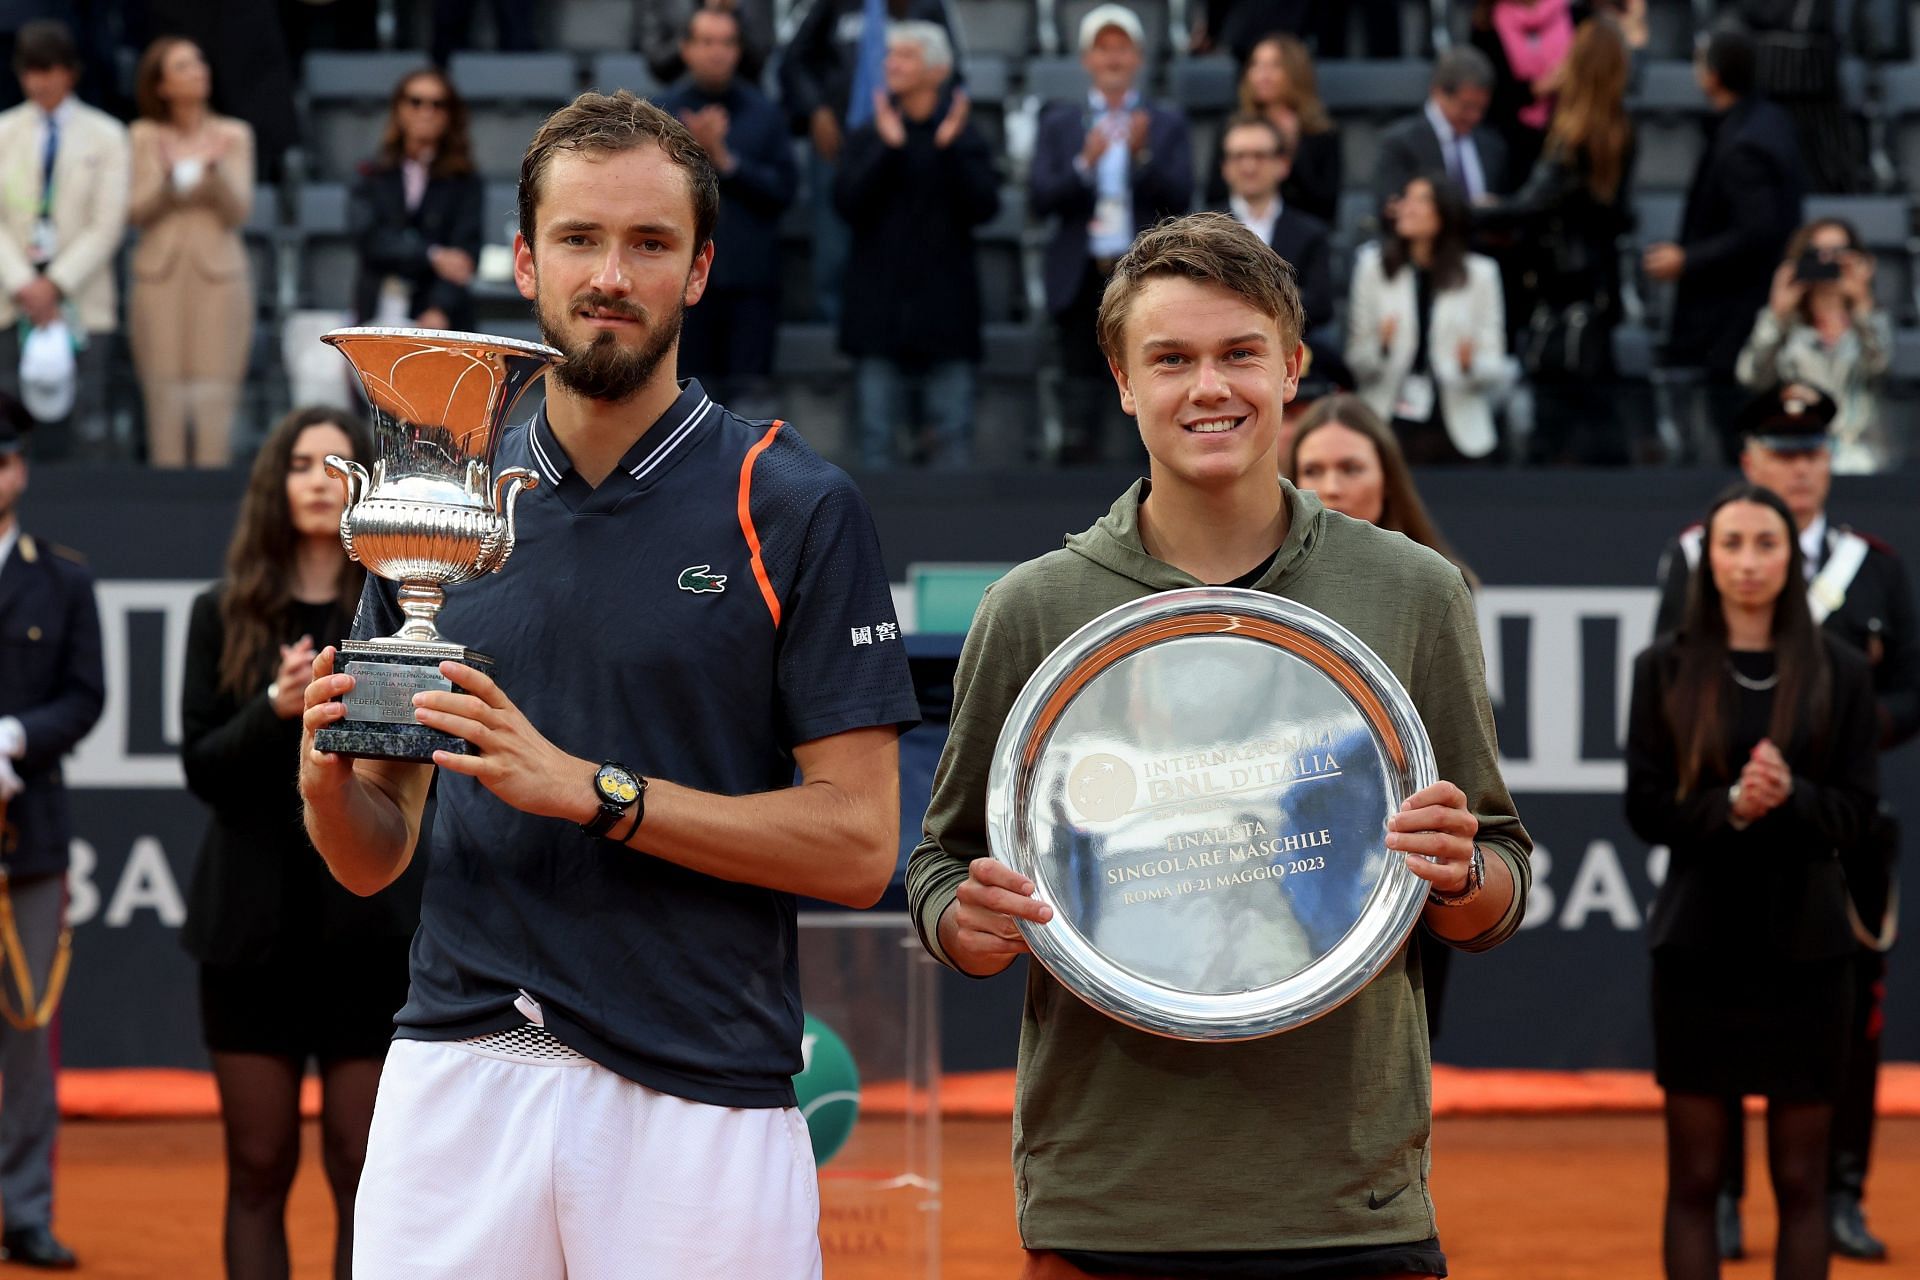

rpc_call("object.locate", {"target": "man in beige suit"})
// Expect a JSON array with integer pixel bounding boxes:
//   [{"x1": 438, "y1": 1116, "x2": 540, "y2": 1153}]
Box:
[{"x1": 0, "y1": 20, "x2": 128, "y2": 461}]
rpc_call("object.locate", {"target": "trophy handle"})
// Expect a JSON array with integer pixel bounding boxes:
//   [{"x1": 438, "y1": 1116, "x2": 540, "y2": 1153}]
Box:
[
  {"x1": 484, "y1": 466, "x2": 540, "y2": 573},
  {"x1": 325, "y1": 455, "x2": 370, "y2": 507},
  {"x1": 325, "y1": 456, "x2": 371, "y2": 565}
]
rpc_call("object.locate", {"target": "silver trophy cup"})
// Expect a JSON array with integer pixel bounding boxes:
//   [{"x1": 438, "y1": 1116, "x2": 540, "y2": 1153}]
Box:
[{"x1": 313, "y1": 326, "x2": 560, "y2": 761}]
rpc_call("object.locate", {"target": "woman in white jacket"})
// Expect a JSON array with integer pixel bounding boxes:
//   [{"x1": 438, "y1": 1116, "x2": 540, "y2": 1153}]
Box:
[{"x1": 1344, "y1": 176, "x2": 1512, "y2": 462}]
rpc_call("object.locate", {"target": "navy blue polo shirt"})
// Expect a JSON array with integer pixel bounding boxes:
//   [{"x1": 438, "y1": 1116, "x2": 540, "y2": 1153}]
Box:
[{"x1": 351, "y1": 380, "x2": 920, "y2": 1107}]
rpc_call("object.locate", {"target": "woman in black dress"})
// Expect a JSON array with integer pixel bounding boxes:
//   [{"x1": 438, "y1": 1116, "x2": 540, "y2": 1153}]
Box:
[
  {"x1": 1626, "y1": 482, "x2": 1878, "y2": 1280},
  {"x1": 181, "y1": 406, "x2": 423, "y2": 1280}
]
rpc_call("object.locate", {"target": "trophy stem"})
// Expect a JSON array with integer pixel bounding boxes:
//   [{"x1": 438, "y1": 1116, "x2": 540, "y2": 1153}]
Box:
[{"x1": 395, "y1": 582, "x2": 447, "y2": 643}]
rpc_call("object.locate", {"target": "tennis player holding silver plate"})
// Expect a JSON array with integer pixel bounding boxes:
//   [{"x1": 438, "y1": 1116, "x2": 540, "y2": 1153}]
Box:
[{"x1": 985, "y1": 588, "x2": 1438, "y2": 1040}]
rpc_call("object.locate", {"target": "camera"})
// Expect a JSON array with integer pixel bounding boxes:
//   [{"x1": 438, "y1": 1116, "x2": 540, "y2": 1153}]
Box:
[{"x1": 1795, "y1": 249, "x2": 1843, "y2": 283}]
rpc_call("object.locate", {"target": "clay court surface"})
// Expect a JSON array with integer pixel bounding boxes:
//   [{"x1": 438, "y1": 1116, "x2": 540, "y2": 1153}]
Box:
[{"x1": 42, "y1": 1112, "x2": 1920, "y2": 1278}]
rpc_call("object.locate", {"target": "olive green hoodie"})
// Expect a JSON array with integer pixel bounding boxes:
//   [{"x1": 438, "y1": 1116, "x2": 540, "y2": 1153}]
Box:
[{"x1": 906, "y1": 478, "x2": 1531, "y2": 1253}]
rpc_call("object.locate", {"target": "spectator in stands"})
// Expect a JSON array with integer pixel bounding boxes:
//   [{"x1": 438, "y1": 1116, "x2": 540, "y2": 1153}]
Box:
[
  {"x1": 1189, "y1": 0, "x2": 1306, "y2": 64},
  {"x1": 641, "y1": 0, "x2": 774, "y2": 88},
  {"x1": 1627, "y1": 479, "x2": 1877, "y2": 1280},
  {"x1": 182, "y1": 405, "x2": 420, "y2": 1280},
  {"x1": 146, "y1": 0, "x2": 300, "y2": 181},
  {"x1": 1644, "y1": 25, "x2": 1805, "y2": 463},
  {"x1": 349, "y1": 67, "x2": 484, "y2": 333},
  {"x1": 1031, "y1": 3, "x2": 1191, "y2": 464},
  {"x1": 1470, "y1": 0, "x2": 1575, "y2": 185},
  {"x1": 0, "y1": 19, "x2": 128, "y2": 460},
  {"x1": 1202, "y1": 34, "x2": 1339, "y2": 224},
  {"x1": 1211, "y1": 115, "x2": 1330, "y2": 335},
  {"x1": 1374, "y1": 46, "x2": 1508, "y2": 214},
  {"x1": 659, "y1": 6, "x2": 794, "y2": 419},
  {"x1": 1736, "y1": 218, "x2": 1891, "y2": 473},
  {"x1": 836, "y1": 21, "x2": 997, "y2": 467},
  {"x1": 781, "y1": 0, "x2": 960, "y2": 326},
  {"x1": 1741, "y1": 0, "x2": 1863, "y2": 193},
  {"x1": 128, "y1": 36, "x2": 254, "y2": 470},
  {"x1": 429, "y1": 0, "x2": 535, "y2": 67},
  {"x1": 1479, "y1": 13, "x2": 1635, "y2": 465},
  {"x1": 1345, "y1": 176, "x2": 1511, "y2": 464}
]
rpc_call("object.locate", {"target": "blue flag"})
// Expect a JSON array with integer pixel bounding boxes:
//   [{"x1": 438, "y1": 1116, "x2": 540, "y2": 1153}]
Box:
[{"x1": 845, "y1": 0, "x2": 889, "y2": 129}]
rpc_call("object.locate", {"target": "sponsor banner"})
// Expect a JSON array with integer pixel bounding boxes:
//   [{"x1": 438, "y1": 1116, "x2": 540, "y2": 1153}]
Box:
[{"x1": 30, "y1": 468, "x2": 1919, "y2": 1071}]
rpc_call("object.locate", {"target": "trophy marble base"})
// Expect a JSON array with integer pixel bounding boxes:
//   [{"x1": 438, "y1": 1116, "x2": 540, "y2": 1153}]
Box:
[{"x1": 314, "y1": 640, "x2": 495, "y2": 763}]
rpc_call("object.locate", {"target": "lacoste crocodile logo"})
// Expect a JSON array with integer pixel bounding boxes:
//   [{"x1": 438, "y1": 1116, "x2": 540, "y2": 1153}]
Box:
[
  {"x1": 678, "y1": 565, "x2": 728, "y2": 594},
  {"x1": 1367, "y1": 1183, "x2": 1410, "y2": 1210}
]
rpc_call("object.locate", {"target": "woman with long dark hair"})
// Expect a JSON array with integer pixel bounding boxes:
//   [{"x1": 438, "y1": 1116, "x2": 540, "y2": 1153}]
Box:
[
  {"x1": 1626, "y1": 482, "x2": 1878, "y2": 1280},
  {"x1": 1201, "y1": 34, "x2": 1341, "y2": 222},
  {"x1": 1345, "y1": 175, "x2": 1512, "y2": 464},
  {"x1": 1283, "y1": 392, "x2": 1475, "y2": 1041},
  {"x1": 349, "y1": 66, "x2": 483, "y2": 332},
  {"x1": 181, "y1": 407, "x2": 422, "y2": 1280},
  {"x1": 1483, "y1": 14, "x2": 1637, "y2": 464}
]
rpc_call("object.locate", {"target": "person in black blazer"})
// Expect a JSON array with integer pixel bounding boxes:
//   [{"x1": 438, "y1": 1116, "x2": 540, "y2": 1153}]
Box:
[
  {"x1": 0, "y1": 395, "x2": 101, "y2": 1271},
  {"x1": 1626, "y1": 480, "x2": 1878, "y2": 1280},
  {"x1": 658, "y1": 7, "x2": 796, "y2": 416},
  {"x1": 1644, "y1": 25, "x2": 1807, "y2": 462},
  {"x1": 1211, "y1": 115, "x2": 1331, "y2": 333},
  {"x1": 1029, "y1": 4, "x2": 1191, "y2": 463},
  {"x1": 835, "y1": 21, "x2": 999, "y2": 467},
  {"x1": 1374, "y1": 46, "x2": 1510, "y2": 213},
  {"x1": 349, "y1": 67, "x2": 485, "y2": 333}
]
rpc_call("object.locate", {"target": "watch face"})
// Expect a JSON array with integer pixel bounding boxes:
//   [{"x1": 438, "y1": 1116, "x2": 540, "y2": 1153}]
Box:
[{"x1": 596, "y1": 765, "x2": 640, "y2": 805}]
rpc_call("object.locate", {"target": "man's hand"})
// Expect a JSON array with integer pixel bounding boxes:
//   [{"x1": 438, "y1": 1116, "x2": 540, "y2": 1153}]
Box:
[
  {"x1": 1643, "y1": 242, "x2": 1686, "y2": 282},
  {"x1": 934, "y1": 90, "x2": 970, "y2": 149},
  {"x1": 13, "y1": 277, "x2": 60, "y2": 327},
  {"x1": 413, "y1": 661, "x2": 593, "y2": 821},
  {"x1": 810, "y1": 105, "x2": 843, "y2": 163},
  {"x1": 679, "y1": 105, "x2": 733, "y2": 168},
  {"x1": 872, "y1": 91, "x2": 907, "y2": 148},
  {"x1": 428, "y1": 245, "x2": 474, "y2": 286},
  {"x1": 299, "y1": 646, "x2": 359, "y2": 804},
  {"x1": 415, "y1": 306, "x2": 451, "y2": 330},
  {"x1": 937, "y1": 856, "x2": 1053, "y2": 977},
  {"x1": 1079, "y1": 121, "x2": 1113, "y2": 168},
  {"x1": 1388, "y1": 780, "x2": 1479, "y2": 895},
  {"x1": 270, "y1": 635, "x2": 316, "y2": 719},
  {"x1": 1128, "y1": 109, "x2": 1151, "y2": 157}
]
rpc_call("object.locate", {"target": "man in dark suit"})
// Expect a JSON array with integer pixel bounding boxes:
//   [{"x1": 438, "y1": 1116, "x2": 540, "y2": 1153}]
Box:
[
  {"x1": 1212, "y1": 114, "x2": 1331, "y2": 333},
  {"x1": 659, "y1": 6, "x2": 796, "y2": 418},
  {"x1": 0, "y1": 394, "x2": 102, "y2": 1270},
  {"x1": 1644, "y1": 25, "x2": 1807, "y2": 462},
  {"x1": 1029, "y1": 3, "x2": 1191, "y2": 463},
  {"x1": 1374, "y1": 46, "x2": 1508, "y2": 213},
  {"x1": 1653, "y1": 385, "x2": 1918, "y2": 1265}
]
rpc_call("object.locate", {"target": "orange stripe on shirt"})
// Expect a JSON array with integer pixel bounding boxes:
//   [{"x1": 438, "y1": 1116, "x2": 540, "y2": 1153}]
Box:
[{"x1": 737, "y1": 421, "x2": 784, "y2": 627}]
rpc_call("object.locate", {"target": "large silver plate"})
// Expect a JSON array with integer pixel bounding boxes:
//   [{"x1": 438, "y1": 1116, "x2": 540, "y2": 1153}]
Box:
[{"x1": 986, "y1": 588, "x2": 1436, "y2": 1041}]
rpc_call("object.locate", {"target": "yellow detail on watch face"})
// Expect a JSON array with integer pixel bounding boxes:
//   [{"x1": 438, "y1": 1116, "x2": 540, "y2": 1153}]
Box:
[{"x1": 599, "y1": 772, "x2": 638, "y2": 804}]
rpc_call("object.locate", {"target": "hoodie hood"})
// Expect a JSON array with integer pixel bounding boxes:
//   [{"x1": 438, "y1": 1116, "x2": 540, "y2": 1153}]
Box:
[{"x1": 1063, "y1": 477, "x2": 1329, "y2": 590}]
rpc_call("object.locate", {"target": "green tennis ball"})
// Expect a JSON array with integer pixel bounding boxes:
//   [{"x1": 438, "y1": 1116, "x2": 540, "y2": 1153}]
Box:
[{"x1": 794, "y1": 1013, "x2": 860, "y2": 1165}]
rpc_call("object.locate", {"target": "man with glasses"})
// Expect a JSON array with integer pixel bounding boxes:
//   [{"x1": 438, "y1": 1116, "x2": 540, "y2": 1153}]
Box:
[{"x1": 1212, "y1": 113, "x2": 1330, "y2": 335}]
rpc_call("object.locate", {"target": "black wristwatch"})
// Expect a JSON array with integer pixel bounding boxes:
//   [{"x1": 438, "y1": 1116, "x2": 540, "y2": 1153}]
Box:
[{"x1": 582, "y1": 762, "x2": 645, "y2": 840}]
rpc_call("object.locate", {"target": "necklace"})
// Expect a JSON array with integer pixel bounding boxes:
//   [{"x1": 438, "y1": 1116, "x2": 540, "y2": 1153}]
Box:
[{"x1": 1725, "y1": 660, "x2": 1779, "y2": 692}]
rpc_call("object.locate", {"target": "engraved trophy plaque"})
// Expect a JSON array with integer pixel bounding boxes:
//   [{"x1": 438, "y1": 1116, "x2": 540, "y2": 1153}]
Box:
[
  {"x1": 986, "y1": 588, "x2": 1437, "y2": 1041},
  {"x1": 313, "y1": 326, "x2": 560, "y2": 762}
]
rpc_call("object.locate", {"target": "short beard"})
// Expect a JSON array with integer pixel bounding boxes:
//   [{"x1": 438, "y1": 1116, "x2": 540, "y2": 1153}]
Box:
[{"x1": 536, "y1": 285, "x2": 684, "y2": 404}]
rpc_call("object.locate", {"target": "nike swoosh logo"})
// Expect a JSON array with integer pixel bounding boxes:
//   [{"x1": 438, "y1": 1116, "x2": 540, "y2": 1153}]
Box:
[{"x1": 1368, "y1": 1183, "x2": 1411, "y2": 1210}]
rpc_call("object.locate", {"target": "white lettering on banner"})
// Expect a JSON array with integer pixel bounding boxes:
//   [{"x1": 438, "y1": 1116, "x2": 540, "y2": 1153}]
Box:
[
  {"x1": 105, "y1": 837, "x2": 186, "y2": 926},
  {"x1": 1558, "y1": 840, "x2": 1639, "y2": 930},
  {"x1": 1477, "y1": 587, "x2": 1660, "y2": 793},
  {"x1": 66, "y1": 836, "x2": 185, "y2": 928},
  {"x1": 67, "y1": 840, "x2": 99, "y2": 926},
  {"x1": 71, "y1": 580, "x2": 208, "y2": 789}
]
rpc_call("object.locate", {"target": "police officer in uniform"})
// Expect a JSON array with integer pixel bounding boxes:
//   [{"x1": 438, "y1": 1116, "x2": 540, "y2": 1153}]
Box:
[
  {"x1": 1655, "y1": 383, "x2": 1920, "y2": 1263},
  {"x1": 0, "y1": 393, "x2": 103, "y2": 1269}
]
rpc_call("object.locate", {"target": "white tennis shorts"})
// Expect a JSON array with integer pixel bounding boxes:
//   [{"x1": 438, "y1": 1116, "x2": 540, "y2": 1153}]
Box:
[{"x1": 353, "y1": 1027, "x2": 823, "y2": 1280}]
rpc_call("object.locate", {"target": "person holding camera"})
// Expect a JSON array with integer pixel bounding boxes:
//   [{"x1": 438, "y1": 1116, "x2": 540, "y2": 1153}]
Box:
[{"x1": 1737, "y1": 218, "x2": 1891, "y2": 473}]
